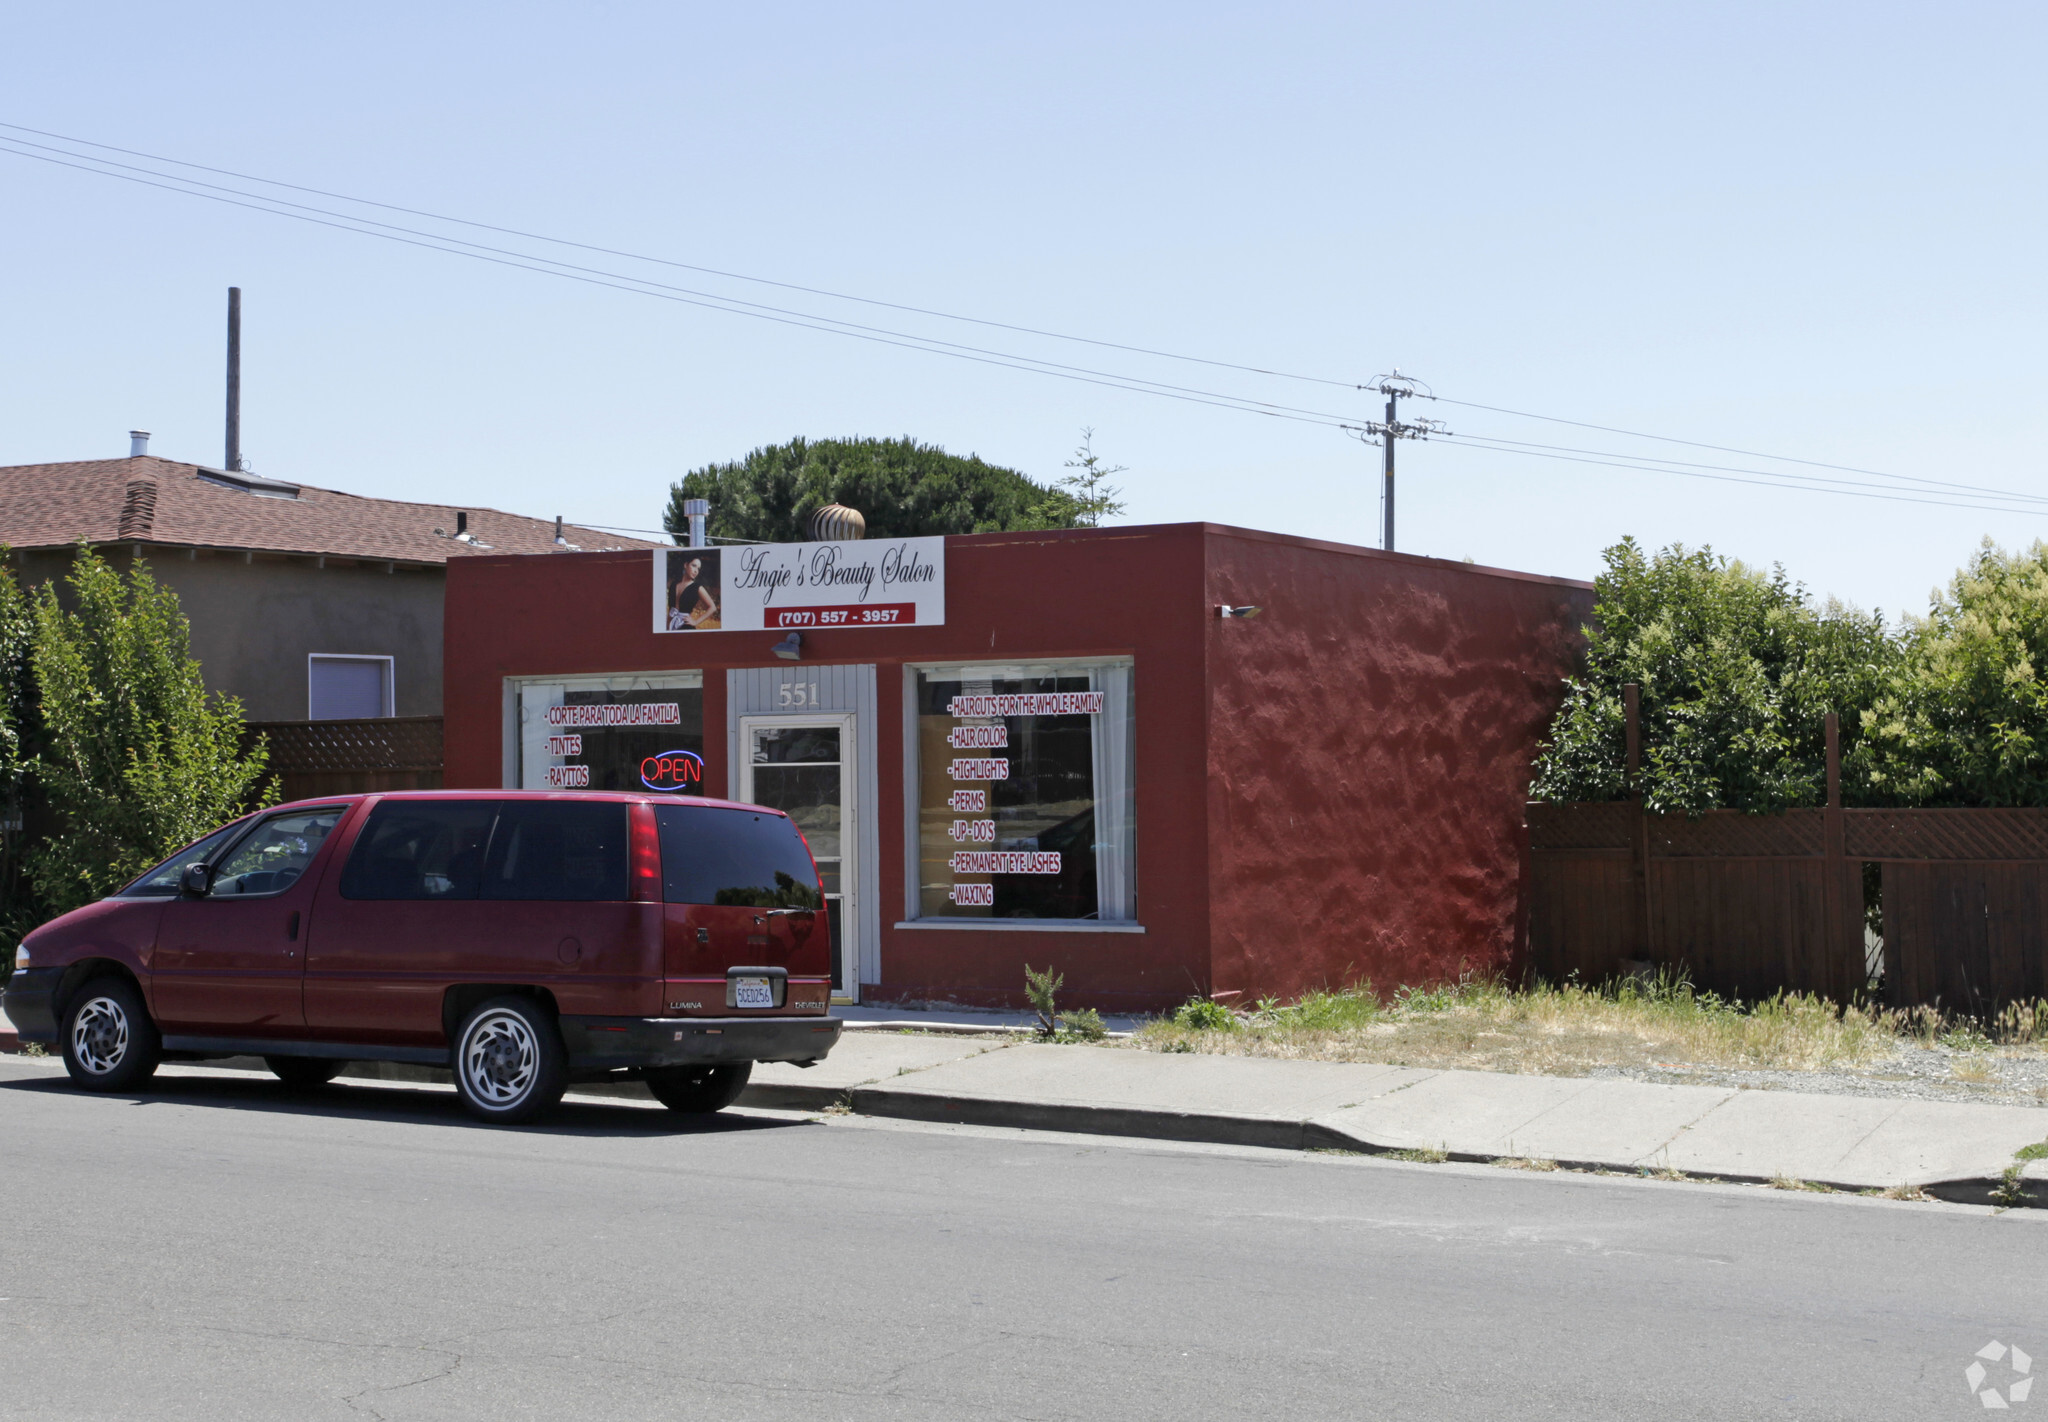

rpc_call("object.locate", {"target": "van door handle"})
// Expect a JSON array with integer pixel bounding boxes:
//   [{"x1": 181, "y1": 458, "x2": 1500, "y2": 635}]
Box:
[{"x1": 286, "y1": 911, "x2": 300, "y2": 942}]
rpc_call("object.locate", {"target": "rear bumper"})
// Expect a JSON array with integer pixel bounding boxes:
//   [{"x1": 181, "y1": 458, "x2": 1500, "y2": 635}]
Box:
[
  {"x1": 559, "y1": 1014, "x2": 842, "y2": 1072},
  {"x1": 1, "y1": 967, "x2": 60, "y2": 1043}
]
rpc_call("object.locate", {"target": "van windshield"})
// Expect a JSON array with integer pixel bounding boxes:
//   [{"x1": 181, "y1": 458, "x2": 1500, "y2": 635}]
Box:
[{"x1": 654, "y1": 805, "x2": 823, "y2": 909}]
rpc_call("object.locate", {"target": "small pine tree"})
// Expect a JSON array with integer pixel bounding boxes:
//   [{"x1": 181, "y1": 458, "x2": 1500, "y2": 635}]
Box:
[
  {"x1": 1023, "y1": 963, "x2": 1064, "y2": 1038},
  {"x1": 1054, "y1": 429, "x2": 1128, "y2": 528},
  {"x1": 28, "y1": 546, "x2": 275, "y2": 916}
]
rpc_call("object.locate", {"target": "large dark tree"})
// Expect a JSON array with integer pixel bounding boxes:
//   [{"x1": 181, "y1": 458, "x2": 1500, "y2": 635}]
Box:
[{"x1": 663, "y1": 436, "x2": 1086, "y2": 544}]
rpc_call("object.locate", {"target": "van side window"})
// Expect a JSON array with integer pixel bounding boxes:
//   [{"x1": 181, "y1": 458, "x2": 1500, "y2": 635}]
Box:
[
  {"x1": 654, "y1": 805, "x2": 824, "y2": 909},
  {"x1": 480, "y1": 802, "x2": 629, "y2": 902},
  {"x1": 340, "y1": 802, "x2": 498, "y2": 900}
]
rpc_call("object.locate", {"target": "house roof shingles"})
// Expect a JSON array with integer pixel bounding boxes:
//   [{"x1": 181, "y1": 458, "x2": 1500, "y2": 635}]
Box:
[{"x1": 0, "y1": 456, "x2": 662, "y2": 564}]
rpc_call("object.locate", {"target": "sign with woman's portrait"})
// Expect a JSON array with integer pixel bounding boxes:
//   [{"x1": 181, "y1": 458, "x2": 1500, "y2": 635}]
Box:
[
  {"x1": 652, "y1": 538, "x2": 945, "y2": 634},
  {"x1": 660, "y1": 549, "x2": 722, "y2": 631}
]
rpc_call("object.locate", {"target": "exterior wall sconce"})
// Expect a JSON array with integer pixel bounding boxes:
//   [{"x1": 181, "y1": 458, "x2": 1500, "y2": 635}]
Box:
[
  {"x1": 772, "y1": 632, "x2": 804, "y2": 660},
  {"x1": 1217, "y1": 605, "x2": 1262, "y2": 619}
]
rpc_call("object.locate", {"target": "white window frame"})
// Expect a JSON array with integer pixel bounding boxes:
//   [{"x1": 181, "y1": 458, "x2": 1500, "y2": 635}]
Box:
[
  {"x1": 307, "y1": 654, "x2": 395, "y2": 720},
  {"x1": 503, "y1": 670, "x2": 706, "y2": 790},
  {"x1": 899, "y1": 656, "x2": 1142, "y2": 934}
]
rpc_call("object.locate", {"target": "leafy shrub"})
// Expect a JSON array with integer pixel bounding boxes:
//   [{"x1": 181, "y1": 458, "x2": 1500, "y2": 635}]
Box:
[
  {"x1": 28, "y1": 547, "x2": 273, "y2": 916},
  {"x1": 1531, "y1": 537, "x2": 1896, "y2": 814},
  {"x1": 1170, "y1": 998, "x2": 1239, "y2": 1032},
  {"x1": 1858, "y1": 540, "x2": 2048, "y2": 806},
  {"x1": 1057, "y1": 1006, "x2": 1107, "y2": 1041}
]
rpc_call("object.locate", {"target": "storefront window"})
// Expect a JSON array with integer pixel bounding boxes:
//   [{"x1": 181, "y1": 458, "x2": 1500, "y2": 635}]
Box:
[
  {"x1": 912, "y1": 660, "x2": 1135, "y2": 922},
  {"x1": 515, "y1": 674, "x2": 705, "y2": 794}
]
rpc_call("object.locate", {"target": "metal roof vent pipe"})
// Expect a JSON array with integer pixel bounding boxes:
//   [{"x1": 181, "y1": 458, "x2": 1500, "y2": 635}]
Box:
[
  {"x1": 128, "y1": 430, "x2": 150, "y2": 457},
  {"x1": 683, "y1": 497, "x2": 709, "y2": 548},
  {"x1": 806, "y1": 503, "x2": 865, "y2": 541}
]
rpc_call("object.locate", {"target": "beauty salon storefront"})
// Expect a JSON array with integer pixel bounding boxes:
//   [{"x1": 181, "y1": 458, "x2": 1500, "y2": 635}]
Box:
[{"x1": 443, "y1": 523, "x2": 1592, "y2": 1012}]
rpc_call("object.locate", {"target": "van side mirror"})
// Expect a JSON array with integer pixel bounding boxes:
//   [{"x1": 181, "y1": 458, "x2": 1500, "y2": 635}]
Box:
[{"x1": 180, "y1": 863, "x2": 214, "y2": 898}]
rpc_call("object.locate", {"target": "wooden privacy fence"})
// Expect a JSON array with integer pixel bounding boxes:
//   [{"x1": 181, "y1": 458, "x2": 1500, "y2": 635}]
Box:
[
  {"x1": 1526, "y1": 799, "x2": 2048, "y2": 1013},
  {"x1": 244, "y1": 716, "x2": 443, "y2": 803}
]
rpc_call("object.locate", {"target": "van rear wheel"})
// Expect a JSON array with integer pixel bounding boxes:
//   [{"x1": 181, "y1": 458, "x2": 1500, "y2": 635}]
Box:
[
  {"x1": 61, "y1": 976, "x2": 161, "y2": 1093},
  {"x1": 646, "y1": 1061, "x2": 751, "y2": 1114},
  {"x1": 452, "y1": 996, "x2": 567, "y2": 1124},
  {"x1": 265, "y1": 1056, "x2": 346, "y2": 1089}
]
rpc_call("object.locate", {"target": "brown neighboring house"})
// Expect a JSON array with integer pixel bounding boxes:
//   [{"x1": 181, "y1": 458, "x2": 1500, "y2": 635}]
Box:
[{"x1": 0, "y1": 450, "x2": 660, "y2": 794}]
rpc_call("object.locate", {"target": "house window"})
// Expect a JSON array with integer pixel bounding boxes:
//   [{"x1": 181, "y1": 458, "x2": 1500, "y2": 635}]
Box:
[
  {"x1": 308, "y1": 655, "x2": 394, "y2": 720},
  {"x1": 911, "y1": 660, "x2": 1135, "y2": 922}
]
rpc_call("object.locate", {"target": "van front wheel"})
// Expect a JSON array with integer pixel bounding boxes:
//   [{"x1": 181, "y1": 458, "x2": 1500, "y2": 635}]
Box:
[
  {"x1": 452, "y1": 997, "x2": 567, "y2": 1124},
  {"x1": 646, "y1": 1061, "x2": 751, "y2": 1114},
  {"x1": 61, "y1": 976, "x2": 161, "y2": 1093}
]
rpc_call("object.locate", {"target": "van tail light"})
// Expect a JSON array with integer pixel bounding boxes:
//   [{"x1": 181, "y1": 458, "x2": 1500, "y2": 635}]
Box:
[{"x1": 629, "y1": 803, "x2": 662, "y2": 903}]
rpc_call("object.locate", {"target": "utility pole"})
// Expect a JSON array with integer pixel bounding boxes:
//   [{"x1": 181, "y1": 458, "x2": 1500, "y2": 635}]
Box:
[{"x1": 1349, "y1": 370, "x2": 1445, "y2": 552}]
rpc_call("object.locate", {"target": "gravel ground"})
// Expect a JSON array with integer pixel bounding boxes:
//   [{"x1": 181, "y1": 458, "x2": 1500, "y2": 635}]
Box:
[{"x1": 1593, "y1": 1044, "x2": 2048, "y2": 1108}]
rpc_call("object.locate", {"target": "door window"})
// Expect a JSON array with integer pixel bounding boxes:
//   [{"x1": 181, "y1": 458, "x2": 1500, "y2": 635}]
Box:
[
  {"x1": 741, "y1": 721, "x2": 848, "y2": 992},
  {"x1": 122, "y1": 821, "x2": 248, "y2": 897},
  {"x1": 480, "y1": 802, "x2": 630, "y2": 902},
  {"x1": 206, "y1": 808, "x2": 346, "y2": 897},
  {"x1": 339, "y1": 801, "x2": 498, "y2": 900},
  {"x1": 748, "y1": 727, "x2": 842, "y2": 884}
]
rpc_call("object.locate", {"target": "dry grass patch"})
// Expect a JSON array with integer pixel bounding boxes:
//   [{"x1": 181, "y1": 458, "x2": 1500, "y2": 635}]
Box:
[
  {"x1": 1769, "y1": 1175, "x2": 1836, "y2": 1194},
  {"x1": 1493, "y1": 1156, "x2": 1560, "y2": 1172},
  {"x1": 1126, "y1": 975, "x2": 2048, "y2": 1079}
]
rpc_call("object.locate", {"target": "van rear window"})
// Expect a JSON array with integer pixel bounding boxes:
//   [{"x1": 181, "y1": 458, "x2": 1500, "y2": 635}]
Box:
[{"x1": 654, "y1": 805, "x2": 823, "y2": 909}]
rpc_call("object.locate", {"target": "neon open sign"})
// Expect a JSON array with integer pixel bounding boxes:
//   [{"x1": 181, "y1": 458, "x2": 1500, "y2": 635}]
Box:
[{"x1": 640, "y1": 749, "x2": 705, "y2": 792}]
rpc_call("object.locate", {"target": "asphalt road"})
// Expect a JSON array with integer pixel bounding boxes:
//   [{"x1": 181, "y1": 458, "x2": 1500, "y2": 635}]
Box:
[{"x1": 0, "y1": 1057, "x2": 2041, "y2": 1421}]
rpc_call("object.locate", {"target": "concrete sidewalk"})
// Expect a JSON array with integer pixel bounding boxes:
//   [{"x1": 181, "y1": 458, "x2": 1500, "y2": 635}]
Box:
[
  {"x1": 750, "y1": 1035, "x2": 2048, "y2": 1204},
  {"x1": 8, "y1": 1015, "x2": 2044, "y2": 1203}
]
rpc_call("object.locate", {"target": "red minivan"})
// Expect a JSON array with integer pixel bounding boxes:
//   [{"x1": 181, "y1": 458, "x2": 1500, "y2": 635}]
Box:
[{"x1": 2, "y1": 791, "x2": 842, "y2": 1123}]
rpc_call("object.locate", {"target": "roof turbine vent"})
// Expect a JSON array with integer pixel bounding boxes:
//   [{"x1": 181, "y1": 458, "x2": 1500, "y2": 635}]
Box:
[{"x1": 806, "y1": 503, "x2": 866, "y2": 542}]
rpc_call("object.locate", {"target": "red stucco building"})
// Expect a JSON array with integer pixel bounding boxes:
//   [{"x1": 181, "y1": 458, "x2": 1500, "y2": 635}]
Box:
[{"x1": 441, "y1": 522, "x2": 1592, "y2": 1014}]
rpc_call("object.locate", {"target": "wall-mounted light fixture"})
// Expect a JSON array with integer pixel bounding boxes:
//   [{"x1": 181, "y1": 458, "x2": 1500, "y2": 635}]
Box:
[
  {"x1": 772, "y1": 631, "x2": 804, "y2": 660},
  {"x1": 1217, "y1": 604, "x2": 1263, "y2": 619}
]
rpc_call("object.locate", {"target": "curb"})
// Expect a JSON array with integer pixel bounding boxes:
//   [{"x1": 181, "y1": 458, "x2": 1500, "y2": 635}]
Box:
[
  {"x1": 852, "y1": 1085, "x2": 1320, "y2": 1151},
  {"x1": 841, "y1": 1085, "x2": 2048, "y2": 1206}
]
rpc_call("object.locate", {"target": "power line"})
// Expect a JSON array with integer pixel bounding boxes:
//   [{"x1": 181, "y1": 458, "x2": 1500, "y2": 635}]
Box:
[
  {"x1": 1446, "y1": 431, "x2": 2048, "y2": 507},
  {"x1": 1425, "y1": 392, "x2": 2044, "y2": 505},
  {"x1": 1434, "y1": 433, "x2": 2048, "y2": 518},
  {"x1": 0, "y1": 118, "x2": 1360, "y2": 393},
  {"x1": 0, "y1": 134, "x2": 1366, "y2": 426},
  {"x1": 0, "y1": 139, "x2": 1362, "y2": 433},
  {"x1": 6, "y1": 120, "x2": 2045, "y2": 521}
]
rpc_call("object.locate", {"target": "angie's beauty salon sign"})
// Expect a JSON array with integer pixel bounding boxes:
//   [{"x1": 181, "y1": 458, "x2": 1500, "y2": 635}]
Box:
[{"x1": 653, "y1": 538, "x2": 945, "y2": 633}]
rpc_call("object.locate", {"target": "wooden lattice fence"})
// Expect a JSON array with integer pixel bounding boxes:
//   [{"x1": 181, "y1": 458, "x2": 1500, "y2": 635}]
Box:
[{"x1": 244, "y1": 716, "x2": 443, "y2": 803}]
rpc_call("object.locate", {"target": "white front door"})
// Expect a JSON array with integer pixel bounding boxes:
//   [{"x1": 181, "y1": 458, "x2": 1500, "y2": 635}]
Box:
[{"x1": 737, "y1": 714, "x2": 857, "y2": 1002}]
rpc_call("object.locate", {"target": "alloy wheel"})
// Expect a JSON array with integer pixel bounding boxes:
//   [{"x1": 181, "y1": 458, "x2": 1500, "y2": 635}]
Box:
[
  {"x1": 461, "y1": 1010, "x2": 538, "y2": 1107},
  {"x1": 70, "y1": 995, "x2": 130, "y2": 1076}
]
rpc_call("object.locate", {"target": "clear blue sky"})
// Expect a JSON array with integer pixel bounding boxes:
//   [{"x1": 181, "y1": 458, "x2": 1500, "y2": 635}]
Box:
[{"x1": 4, "y1": 3, "x2": 2043, "y2": 619}]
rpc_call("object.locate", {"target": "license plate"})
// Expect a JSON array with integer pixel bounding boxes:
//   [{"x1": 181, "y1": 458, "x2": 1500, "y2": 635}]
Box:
[{"x1": 732, "y1": 976, "x2": 775, "y2": 1009}]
